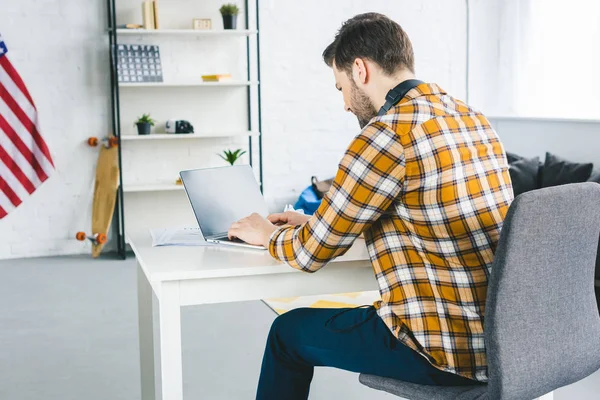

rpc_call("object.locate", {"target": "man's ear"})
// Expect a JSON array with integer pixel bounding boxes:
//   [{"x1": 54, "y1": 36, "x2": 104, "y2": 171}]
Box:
[{"x1": 352, "y1": 58, "x2": 368, "y2": 85}]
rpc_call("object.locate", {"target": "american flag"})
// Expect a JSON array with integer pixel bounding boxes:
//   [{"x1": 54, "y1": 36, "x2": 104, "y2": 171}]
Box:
[{"x1": 0, "y1": 34, "x2": 54, "y2": 219}]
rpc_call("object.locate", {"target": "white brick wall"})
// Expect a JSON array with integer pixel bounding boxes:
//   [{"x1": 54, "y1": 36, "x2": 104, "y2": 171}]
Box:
[
  {"x1": 260, "y1": 0, "x2": 469, "y2": 207},
  {"x1": 0, "y1": 0, "x2": 472, "y2": 259},
  {"x1": 0, "y1": 0, "x2": 111, "y2": 259}
]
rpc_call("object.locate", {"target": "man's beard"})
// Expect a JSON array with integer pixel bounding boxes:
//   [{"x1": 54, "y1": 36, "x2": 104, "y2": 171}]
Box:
[{"x1": 350, "y1": 80, "x2": 378, "y2": 129}]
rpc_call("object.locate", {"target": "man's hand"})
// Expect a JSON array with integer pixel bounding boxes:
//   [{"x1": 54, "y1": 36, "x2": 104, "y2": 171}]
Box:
[
  {"x1": 267, "y1": 211, "x2": 311, "y2": 227},
  {"x1": 228, "y1": 213, "x2": 279, "y2": 247}
]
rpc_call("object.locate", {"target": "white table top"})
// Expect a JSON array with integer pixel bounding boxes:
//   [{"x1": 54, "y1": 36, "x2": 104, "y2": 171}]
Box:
[{"x1": 127, "y1": 229, "x2": 371, "y2": 283}]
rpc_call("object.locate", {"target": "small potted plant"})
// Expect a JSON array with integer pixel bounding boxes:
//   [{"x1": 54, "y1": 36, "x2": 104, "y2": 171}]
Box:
[
  {"x1": 219, "y1": 148, "x2": 246, "y2": 165},
  {"x1": 135, "y1": 113, "x2": 155, "y2": 135},
  {"x1": 219, "y1": 3, "x2": 239, "y2": 30}
]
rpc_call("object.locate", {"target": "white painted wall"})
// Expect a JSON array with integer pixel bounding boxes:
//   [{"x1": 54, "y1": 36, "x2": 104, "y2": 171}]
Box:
[{"x1": 0, "y1": 0, "x2": 472, "y2": 259}]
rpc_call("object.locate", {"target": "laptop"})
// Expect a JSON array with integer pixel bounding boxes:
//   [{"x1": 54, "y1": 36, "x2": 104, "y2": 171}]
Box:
[{"x1": 179, "y1": 165, "x2": 269, "y2": 250}]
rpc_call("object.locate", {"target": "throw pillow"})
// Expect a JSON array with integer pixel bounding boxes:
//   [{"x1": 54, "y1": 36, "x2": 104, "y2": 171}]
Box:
[
  {"x1": 540, "y1": 152, "x2": 594, "y2": 188},
  {"x1": 508, "y1": 156, "x2": 540, "y2": 196},
  {"x1": 506, "y1": 152, "x2": 524, "y2": 164}
]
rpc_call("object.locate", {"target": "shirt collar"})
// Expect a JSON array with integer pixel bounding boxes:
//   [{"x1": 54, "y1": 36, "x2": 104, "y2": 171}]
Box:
[{"x1": 401, "y1": 83, "x2": 447, "y2": 103}]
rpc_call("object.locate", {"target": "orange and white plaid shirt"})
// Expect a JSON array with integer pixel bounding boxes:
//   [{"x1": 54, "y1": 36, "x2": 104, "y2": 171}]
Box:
[{"x1": 268, "y1": 83, "x2": 514, "y2": 382}]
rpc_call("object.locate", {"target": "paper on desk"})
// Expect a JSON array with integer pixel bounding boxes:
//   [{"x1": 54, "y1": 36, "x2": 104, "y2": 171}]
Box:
[
  {"x1": 149, "y1": 226, "x2": 215, "y2": 247},
  {"x1": 283, "y1": 204, "x2": 305, "y2": 214}
]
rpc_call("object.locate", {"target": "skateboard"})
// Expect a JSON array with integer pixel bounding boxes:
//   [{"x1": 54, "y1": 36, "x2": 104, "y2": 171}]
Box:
[{"x1": 76, "y1": 135, "x2": 120, "y2": 257}]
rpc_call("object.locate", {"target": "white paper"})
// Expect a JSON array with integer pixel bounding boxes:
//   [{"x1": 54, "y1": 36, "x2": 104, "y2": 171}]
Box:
[
  {"x1": 283, "y1": 204, "x2": 305, "y2": 214},
  {"x1": 149, "y1": 226, "x2": 215, "y2": 247}
]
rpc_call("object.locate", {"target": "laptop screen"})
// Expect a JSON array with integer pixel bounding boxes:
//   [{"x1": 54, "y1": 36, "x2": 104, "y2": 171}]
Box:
[{"x1": 179, "y1": 166, "x2": 269, "y2": 238}]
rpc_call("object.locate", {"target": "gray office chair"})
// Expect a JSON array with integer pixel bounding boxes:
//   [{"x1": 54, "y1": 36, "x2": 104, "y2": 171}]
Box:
[{"x1": 359, "y1": 183, "x2": 600, "y2": 400}]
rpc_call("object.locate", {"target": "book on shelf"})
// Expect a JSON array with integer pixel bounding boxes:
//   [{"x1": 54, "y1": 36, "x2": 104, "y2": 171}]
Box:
[
  {"x1": 153, "y1": 1, "x2": 160, "y2": 29},
  {"x1": 201, "y1": 74, "x2": 233, "y2": 82},
  {"x1": 142, "y1": 1, "x2": 155, "y2": 30},
  {"x1": 149, "y1": 2, "x2": 156, "y2": 29}
]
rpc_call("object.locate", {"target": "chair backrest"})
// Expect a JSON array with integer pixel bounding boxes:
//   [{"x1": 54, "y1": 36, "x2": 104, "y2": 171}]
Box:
[{"x1": 485, "y1": 183, "x2": 600, "y2": 400}]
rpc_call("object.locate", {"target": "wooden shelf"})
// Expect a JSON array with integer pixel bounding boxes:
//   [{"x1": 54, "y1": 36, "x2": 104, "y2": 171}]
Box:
[
  {"x1": 123, "y1": 183, "x2": 185, "y2": 193},
  {"x1": 115, "y1": 29, "x2": 257, "y2": 37},
  {"x1": 119, "y1": 81, "x2": 258, "y2": 88},
  {"x1": 120, "y1": 132, "x2": 258, "y2": 141}
]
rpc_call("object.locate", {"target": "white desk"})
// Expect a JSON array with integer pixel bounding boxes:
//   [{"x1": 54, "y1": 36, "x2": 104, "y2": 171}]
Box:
[{"x1": 128, "y1": 229, "x2": 377, "y2": 400}]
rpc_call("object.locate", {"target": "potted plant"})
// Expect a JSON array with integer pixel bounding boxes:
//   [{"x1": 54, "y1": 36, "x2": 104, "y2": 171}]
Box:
[
  {"x1": 219, "y1": 148, "x2": 246, "y2": 165},
  {"x1": 135, "y1": 113, "x2": 155, "y2": 135},
  {"x1": 219, "y1": 3, "x2": 239, "y2": 30}
]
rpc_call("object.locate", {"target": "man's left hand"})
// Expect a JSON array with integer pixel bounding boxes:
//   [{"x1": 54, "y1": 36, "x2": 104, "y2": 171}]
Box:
[{"x1": 228, "y1": 213, "x2": 279, "y2": 247}]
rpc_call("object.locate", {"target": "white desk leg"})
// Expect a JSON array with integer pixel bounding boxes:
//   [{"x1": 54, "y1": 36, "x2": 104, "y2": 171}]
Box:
[
  {"x1": 137, "y1": 262, "x2": 156, "y2": 400},
  {"x1": 157, "y1": 281, "x2": 183, "y2": 400}
]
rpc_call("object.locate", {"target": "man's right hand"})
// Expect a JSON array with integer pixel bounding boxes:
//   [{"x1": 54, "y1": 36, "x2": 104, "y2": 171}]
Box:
[{"x1": 267, "y1": 211, "x2": 311, "y2": 227}]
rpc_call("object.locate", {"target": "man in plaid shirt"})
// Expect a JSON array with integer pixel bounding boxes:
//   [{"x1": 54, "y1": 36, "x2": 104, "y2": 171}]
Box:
[{"x1": 229, "y1": 13, "x2": 514, "y2": 400}]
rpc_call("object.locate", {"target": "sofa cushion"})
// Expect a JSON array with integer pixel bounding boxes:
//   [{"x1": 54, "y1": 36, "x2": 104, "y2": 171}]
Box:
[
  {"x1": 508, "y1": 156, "x2": 540, "y2": 197},
  {"x1": 541, "y1": 152, "x2": 593, "y2": 188}
]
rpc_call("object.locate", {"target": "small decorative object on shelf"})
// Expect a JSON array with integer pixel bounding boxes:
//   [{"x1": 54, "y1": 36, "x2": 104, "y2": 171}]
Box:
[
  {"x1": 117, "y1": 44, "x2": 163, "y2": 83},
  {"x1": 219, "y1": 3, "x2": 239, "y2": 30},
  {"x1": 193, "y1": 18, "x2": 212, "y2": 30},
  {"x1": 175, "y1": 177, "x2": 183, "y2": 185},
  {"x1": 219, "y1": 148, "x2": 246, "y2": 165},
  {"x1": 201, "y1": 74, "x2": 232, "y2": 82},
  {"x1": 135, "y1": 113, "x2": 156, "y2": 135},
  {"x1": 165, "y1": 120, "x2": 194, "y2": 134}
]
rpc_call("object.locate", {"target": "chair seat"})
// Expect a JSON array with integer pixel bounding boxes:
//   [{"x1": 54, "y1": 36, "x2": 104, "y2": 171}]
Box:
[{"x1": 358, "y1": 374, "x2": 488, "y2": 400}]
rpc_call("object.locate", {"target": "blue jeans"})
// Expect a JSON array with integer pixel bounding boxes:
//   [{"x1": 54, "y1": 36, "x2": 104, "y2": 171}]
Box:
[{"x1": 256, "y1": 306, "x2": 478, "y2": 400}]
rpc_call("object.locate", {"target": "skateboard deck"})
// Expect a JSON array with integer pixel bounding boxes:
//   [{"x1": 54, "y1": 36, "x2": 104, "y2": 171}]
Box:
[
  {"x1": 90, "y1": 143, "x2": 119, "y2": 257},
  {"x1": 77, "y1": 136, "x2": 120, "y2": 257}
]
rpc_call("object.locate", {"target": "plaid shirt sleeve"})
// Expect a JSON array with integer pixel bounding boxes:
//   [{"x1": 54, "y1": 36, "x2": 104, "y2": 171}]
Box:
[{"x1": 268, "y1": 121, "x2": 405, "y2": 272}]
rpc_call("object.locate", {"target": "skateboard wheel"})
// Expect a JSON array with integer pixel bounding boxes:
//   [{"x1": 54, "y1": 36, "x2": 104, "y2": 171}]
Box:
[
  {"x1": 96, "y1": 233, "x2": 108, "y2": 244},
  {"x1": 76, "y1": 231, "x2": 87, "y2": 241},
  {"x1": 108, "y1": 137, "x2": 119, "y2": 148},
  {"x1": 88, "y1": 137, "x2": 99, "y2": 147}
]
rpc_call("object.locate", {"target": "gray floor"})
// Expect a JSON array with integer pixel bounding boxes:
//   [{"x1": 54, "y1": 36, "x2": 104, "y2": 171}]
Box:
[{"x1": 0, "y1": 256, "x2": 598, "y2": 400}]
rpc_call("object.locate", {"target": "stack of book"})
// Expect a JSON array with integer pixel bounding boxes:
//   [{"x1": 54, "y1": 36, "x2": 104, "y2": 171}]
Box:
[
  {"x1": 201, "y1": 74, "x2": 233, "y2": 82},
  {"x1": 142, "y1": 1, "x2": 160, "y2": 30}
]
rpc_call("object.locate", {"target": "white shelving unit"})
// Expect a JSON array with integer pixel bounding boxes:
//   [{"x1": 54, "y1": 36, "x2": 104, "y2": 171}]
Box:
[{"x1": 107, "y1": 0, "x2": 263, "y2": 258}]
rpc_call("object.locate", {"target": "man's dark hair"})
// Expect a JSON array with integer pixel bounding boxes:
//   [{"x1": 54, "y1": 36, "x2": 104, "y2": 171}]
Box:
[{"x1": 323, "y1": 13, "x2": 415, "y2": 75}]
